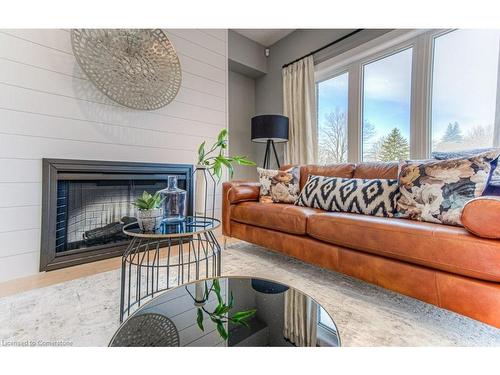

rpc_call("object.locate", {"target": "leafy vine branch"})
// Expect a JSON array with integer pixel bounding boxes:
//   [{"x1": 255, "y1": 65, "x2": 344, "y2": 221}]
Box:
[
  {"x1": 186, "y1": 279, "x2": 256, "y2": 340},
  {"x1": 197, "y1": 129, "x2": 256, "y2": 182}
]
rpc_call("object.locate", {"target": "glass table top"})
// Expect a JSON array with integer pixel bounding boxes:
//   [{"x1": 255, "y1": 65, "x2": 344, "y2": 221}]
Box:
[
  {"x1": 122, "y1": 216, "x2": 220, "y2": 238},
  {"x1": 110, "y1": 276, "x2": 340, "y2": 347}
]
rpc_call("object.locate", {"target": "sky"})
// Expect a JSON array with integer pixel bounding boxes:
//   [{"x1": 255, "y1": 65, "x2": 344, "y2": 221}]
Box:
[
  {"x1": 317, "y1": 29, "x2": 500, "y2": 150},
  {"x1": 431, "y1": 29, "x2": 499, "y2": 140}
]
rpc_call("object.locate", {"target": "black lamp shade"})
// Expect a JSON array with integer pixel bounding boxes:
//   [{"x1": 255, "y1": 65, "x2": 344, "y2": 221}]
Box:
[{"x1": 251, "y1": 114, "x2": 289, "y2": 143}]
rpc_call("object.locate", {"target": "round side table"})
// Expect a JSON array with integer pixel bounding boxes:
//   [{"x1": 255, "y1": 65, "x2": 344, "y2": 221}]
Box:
[{"x1": 120, "y1": 216, "x2": 221, "y2": 322}]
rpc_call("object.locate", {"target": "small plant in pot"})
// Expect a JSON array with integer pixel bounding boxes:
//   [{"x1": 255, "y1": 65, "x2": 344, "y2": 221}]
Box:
[{"x1": 132, "y1": 191, "x2": 164, "y2": 232}]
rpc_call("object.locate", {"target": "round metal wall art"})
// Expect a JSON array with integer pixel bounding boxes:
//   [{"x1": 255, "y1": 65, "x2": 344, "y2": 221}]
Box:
[{"x1": 71, "y1": 29, "x2": 182, "y2": 110}]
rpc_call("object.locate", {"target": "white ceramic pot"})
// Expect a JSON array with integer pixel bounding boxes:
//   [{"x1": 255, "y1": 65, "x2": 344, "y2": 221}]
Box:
[{"x1": 136, "y1": 208, "x2": 163, "y2": 232}]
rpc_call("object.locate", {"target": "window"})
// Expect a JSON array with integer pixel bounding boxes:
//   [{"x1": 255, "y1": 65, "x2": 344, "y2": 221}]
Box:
[
  {"x1": 431, "y1": 29, "x2": 500, "y2": 152},
  {"x1": 362, "y1": 48, "x2": 412, "y2": 161},
  {"x1": 316, "y1": 306, "x2": 339, "y2": 347},
  {"x1": 317, "y1": 72, "x2": 349, "y2": 164},
  {"x1": 318, "y1": 306, "x2": 336, "y2": 331},
  {"x1": 315, "y1": 29, "x2": 500, "y2": 162}
]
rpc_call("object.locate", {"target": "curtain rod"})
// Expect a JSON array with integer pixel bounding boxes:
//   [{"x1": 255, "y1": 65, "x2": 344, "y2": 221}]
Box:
[{"x1": 281, "y1": 29, "x2": 364, "y2": 69}]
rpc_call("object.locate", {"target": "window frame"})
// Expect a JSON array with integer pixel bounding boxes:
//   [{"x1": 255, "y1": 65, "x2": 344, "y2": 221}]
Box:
[{"x1": 315, "y1": 28, "x2": 500, "y2": 163}]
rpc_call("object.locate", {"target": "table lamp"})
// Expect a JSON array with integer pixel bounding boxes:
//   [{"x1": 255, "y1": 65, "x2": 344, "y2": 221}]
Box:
[{"x1": 251, "y1": 114, "x2": 289, "y2": 169}]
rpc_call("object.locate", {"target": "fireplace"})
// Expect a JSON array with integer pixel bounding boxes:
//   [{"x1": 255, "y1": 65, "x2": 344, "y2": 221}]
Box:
[{"x1": 41, "y1": 159, "x2": 193, "y2": 271}]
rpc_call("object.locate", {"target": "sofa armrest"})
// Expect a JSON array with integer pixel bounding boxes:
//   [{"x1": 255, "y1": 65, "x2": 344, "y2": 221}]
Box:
[
  {"x1": 228, "y1": 183, "x2": 260, "y2": 204},
  {"x1": 461, "y1": 196, "x2": 500, "y2": 239},
  {"x1": 222, "y1": 180, "x2": 260, "y2": 236}
]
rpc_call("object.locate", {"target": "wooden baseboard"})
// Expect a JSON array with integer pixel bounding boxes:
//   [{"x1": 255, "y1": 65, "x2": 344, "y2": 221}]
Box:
[{"x1": 0, "y1": 236, "x2": 242, "y2": 299}]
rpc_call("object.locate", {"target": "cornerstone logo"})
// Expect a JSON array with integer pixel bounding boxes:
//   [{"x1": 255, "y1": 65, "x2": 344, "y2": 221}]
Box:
[{"x1": 0, "y1": 339, "x2": 73, "y2": 347}]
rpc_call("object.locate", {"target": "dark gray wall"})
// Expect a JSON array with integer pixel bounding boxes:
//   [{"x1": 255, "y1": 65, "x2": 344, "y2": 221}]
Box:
[
  {"x1": 228, "y1": 32, "x2": 263, "y2": 179},
  {"x1": 228, "y1": 70, "x2": 258, "y2": 180},
  {"x1": 255, "y1": 29, "x2": 354, "y2": 115},
  {"x1": 228, "y1": 30, "x2": 267, "y2": 78}
]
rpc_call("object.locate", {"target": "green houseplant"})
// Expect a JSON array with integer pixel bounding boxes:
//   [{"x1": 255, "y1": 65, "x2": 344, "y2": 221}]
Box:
[
  {"x1": 132, "y1": 191, "x2": 164, "y2": 231},
  {"x1": 195, "y1": 129, "x2": 256, "y2": 216},
  {"x1": 197, "y1": 128, "x2": 256, "y2": 181},
  {"x1": 187, "y1": 279, "x2": 256, "y2": 341}
]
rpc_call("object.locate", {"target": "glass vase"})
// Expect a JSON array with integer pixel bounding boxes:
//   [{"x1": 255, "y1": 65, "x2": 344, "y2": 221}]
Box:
[{"x1": 159, "y1": 175, "x2": 187, "y2": 223}]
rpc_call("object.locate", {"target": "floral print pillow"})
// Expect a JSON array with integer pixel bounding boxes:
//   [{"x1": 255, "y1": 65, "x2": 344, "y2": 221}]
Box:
[
  {"x1": 257, "y1": 167, "x2": 300, "y2": 204},
  {"x1": 396, "y1": 150, "x2": 500, "y2": 226}
]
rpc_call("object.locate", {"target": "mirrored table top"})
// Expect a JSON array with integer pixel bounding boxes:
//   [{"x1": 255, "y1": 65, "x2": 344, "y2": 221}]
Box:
[
  {"x1": 110, "y1": 276, "x2": 340, "y2": 347},
  {"x1": 123, "y1": 216, "x2": 220, "y2": 238}
]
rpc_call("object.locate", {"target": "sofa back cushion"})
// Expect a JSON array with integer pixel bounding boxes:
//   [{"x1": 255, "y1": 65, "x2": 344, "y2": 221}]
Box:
[
  {"x1": 353, "y1": 162, "x2": 399, "y2": 179},
  {"x1": 296, "y1": 175, "x2": 400, "y2": 217},
  {"x1": 282, "y1": 162, "x2": 403, "y2": 189},
  {"x1": 281, "y1": 163, "x2": 356, "y2": 190}
]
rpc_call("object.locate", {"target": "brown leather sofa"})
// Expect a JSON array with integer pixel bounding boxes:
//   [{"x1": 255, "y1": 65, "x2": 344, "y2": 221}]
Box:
[{"x1": 222, "y1": 162, "x2": 500, "y2": 328}]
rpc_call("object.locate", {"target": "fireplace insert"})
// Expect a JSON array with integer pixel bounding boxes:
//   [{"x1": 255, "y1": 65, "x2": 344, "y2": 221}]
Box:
[{"x1": 41, "y1": 159, "x2": 193, "y2": 271}]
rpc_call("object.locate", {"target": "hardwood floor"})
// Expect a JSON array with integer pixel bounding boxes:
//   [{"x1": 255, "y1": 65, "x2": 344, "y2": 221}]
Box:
[{"x1": 0, "y1": 236, "x2": 238, "y2": 299}]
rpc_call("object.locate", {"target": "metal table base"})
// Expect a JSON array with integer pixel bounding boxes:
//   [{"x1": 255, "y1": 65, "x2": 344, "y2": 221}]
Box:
[{"x1": 120, "y1": 217, "x2": 221, "y2": 322}]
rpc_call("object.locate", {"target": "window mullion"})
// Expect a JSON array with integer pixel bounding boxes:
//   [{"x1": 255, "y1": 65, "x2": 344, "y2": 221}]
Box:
[
  {"x1": 347, "y1": 63, "x2": 361, "y2": 163},
  {"x1": 494, "y1": 39, "x2": 500, "y2": 147},
  {"x1": 411, "y1": 33, "x2": 433, "y2": 159}
]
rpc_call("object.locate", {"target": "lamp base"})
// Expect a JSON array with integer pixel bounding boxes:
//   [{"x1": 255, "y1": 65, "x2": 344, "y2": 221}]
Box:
[{"x1": 262, "y1": 139, "x2": 281, "y2": 169}]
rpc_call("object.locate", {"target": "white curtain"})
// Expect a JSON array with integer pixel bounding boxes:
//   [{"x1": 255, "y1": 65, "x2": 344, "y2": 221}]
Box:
[
  {"x1": 283, "y1": 289, "x2": 318, "y2": 347},
  {"x1": 282, "y1": 55, "x2": 317, "y2": 165}
]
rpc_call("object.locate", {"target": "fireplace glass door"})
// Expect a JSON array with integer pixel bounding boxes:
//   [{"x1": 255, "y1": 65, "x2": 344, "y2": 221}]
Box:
[{"x1": 56, "y1": 179, "x2": 176, "y2": 254}]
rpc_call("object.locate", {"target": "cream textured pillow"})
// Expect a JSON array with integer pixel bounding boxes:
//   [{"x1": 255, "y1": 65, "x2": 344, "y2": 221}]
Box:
[
  {"x1": 257, "y1": 167, "x2": 300, "y2": 204},
  {"x1": 396, "y1": 150, "x2": 500, "y2": 226}
]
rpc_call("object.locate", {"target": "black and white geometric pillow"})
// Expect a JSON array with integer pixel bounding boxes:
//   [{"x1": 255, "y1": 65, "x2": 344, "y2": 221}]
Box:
[{"x1": 295, "y1": 175, "x2": 400, "y2": 217}]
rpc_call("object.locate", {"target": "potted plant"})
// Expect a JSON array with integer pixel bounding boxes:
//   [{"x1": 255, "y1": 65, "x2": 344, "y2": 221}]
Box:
[
  {"x1": 195, "y1": 129, "x2": 256, "y2": 216},
  {"x1": 132, "y1": 191, "x2": 164, "y2": 231}
]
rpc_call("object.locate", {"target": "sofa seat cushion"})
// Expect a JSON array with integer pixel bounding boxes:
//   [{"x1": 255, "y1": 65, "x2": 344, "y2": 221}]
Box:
[
  {"x1": 231, "y1": 202, "x2": 320, "y2": 235},
  {"x1": 307, "y1": 212, "x2": 500, "y2": 282}
]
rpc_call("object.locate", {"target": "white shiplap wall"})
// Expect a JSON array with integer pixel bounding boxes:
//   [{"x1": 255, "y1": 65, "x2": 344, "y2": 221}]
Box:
[{"x1": 0, "y1": 29, "x2": 228, "y2": 282}]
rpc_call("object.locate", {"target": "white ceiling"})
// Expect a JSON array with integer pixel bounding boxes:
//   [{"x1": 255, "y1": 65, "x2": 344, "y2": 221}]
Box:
[{"x1": 233, "y1": 29, "x2": 295, "y2": 47}]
